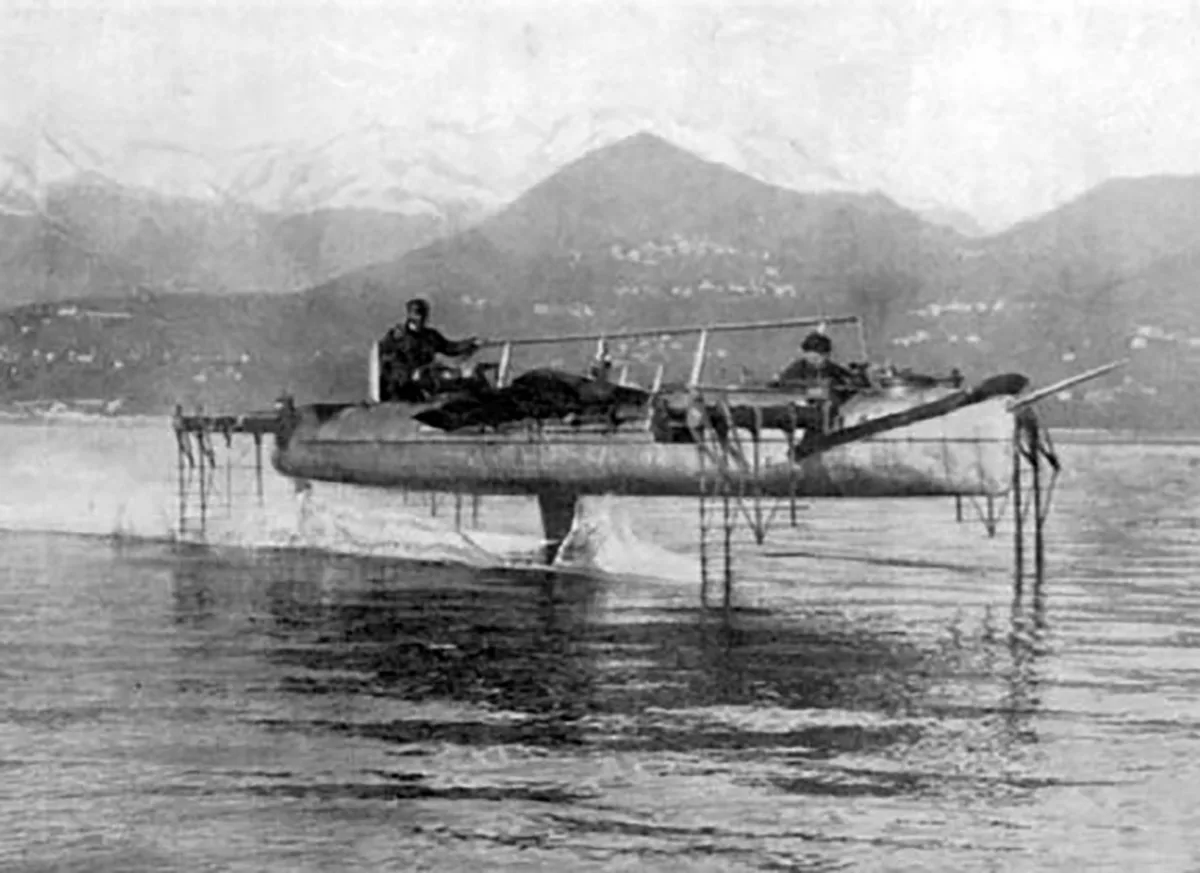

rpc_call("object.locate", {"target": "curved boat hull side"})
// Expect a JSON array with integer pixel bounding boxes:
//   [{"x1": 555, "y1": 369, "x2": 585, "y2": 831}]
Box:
[
  {"x1": 800, "y1": 392, "x2": 1015, "y2": 496},
  {"x1": 270, "y1": 390, "x2": 1018, "y2": 498}
]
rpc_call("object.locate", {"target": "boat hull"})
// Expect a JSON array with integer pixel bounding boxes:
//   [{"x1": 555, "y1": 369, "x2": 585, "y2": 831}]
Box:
[{"x1": 271, "y1": 384, "x2": 1018, "y2": 498}]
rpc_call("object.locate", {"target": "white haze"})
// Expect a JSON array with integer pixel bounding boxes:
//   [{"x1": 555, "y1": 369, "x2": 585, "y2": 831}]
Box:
[{"x1": 4, "y1": 0, "x2": 1200, "y2": 229}]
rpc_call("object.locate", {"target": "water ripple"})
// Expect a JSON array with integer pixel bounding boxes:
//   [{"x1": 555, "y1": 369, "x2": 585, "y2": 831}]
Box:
[{"x1": 4, "y1": 437, "x2": 1200, "y2": 871}]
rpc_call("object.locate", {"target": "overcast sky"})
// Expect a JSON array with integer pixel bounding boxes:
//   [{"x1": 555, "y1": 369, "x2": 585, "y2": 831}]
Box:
[{"x1": 3, "y1": 0, "x2": 1200, "y2": 228}]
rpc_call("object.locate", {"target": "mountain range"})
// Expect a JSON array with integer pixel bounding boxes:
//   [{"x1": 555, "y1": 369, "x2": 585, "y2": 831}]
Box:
[
  {"x1": 0, "y1": 111, "x2": 884, "y2": 215},
  {"x1": 1, "y1": 125, "x2": 1198, "y2": 430},
  {"x1": 0, "y1": 112, "x2": 982, "y2": 310}
]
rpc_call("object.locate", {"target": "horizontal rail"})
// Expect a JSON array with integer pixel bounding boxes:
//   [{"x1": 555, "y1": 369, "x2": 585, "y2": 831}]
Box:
[
  {"x1": 297, "y1": 435, "x2": 1011, "y2": 447},
  {"x1": 478, "y1": 314, "x2": 861, "y2": 349},
  {"x1": 688, "y1": 383, "x2": 816, "y2": 394},
  {"x1": 683, "y1": 380, "x2": 952, "y2": 394}
]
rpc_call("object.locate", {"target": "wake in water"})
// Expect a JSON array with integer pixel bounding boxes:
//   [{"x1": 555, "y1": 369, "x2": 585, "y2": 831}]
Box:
[
  {"x1": 552, "y1": 494, "x2": 700, "y2": 584},
  {"x1": 0, "y1": 418, "x2": 702, "y2": 584}
]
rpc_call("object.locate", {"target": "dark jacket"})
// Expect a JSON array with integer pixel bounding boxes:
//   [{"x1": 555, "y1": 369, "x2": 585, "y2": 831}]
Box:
[
  {"x1": 378, "y1": 323, "x2": 476, "y2": 402},
  {"x1": 773, "y1": 356, "x2": 853, "y2": 385},
  {"x1": 381, "y1": 324, "x2": 474, "y2": 370}
]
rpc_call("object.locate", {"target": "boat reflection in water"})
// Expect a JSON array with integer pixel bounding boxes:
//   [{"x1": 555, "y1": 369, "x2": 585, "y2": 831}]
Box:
[{"x1": 167, "y1": 545, "x2": 1049, "y2": 798}]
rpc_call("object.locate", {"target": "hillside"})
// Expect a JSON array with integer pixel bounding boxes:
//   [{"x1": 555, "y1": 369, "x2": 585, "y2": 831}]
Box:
[
  {"x1": 937, "y1": 174, "x2": 1200, "y2": 305},
  {"x1": 3, "y1": 132, "x2": 449, "y2": 312},
  {"x1": 2, "y1": 134, "x2": 1199, "y2": 430},
  {"x1": 35, "y1": 178, "x2": 454, "y2": 300},
  {"x1": 899, "y1": 172, "x2": 1200, "y2": 428},
  {"x1": 0, "y1": 210, "x2": 145, "y2": 305},
  {"x1": 313, "y1": 133, "x2": 963, "y2": 353},
  {"x1": 991, "y1": 175, "x2": 1200, "y2": 275},
  {"x1": 0, "y1": 292, "x2": 374, "y2": 414},
  {"x1": 0, "y1": 274, "x2": 1172, "y2": 431}
]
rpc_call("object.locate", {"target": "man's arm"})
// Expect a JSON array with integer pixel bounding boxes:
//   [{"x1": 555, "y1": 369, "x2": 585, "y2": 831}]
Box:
[
  {"x1": 430, "y1": 328, "x2": 480, "y2": 358},
  {"x1": 824, "y1": 360, "x2": 853, "y2": 384}
]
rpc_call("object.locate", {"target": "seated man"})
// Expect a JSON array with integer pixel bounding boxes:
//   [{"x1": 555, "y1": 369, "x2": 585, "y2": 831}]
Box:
[
  {"x1": 377, "y1": 297, "x2": 481, "y2": 403},
  {"x1": 772, "y1": 330, "x2": 853, "y2": 386}
]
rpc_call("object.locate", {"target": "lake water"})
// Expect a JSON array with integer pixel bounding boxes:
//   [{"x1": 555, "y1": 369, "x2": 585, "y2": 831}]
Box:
[{"x1": 2, "y1": 417, "x2": 1199, "y2": 871}]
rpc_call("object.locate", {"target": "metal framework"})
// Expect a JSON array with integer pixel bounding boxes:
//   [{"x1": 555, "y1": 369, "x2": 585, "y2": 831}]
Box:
[
  {"x1": 368, "y1": 313, "x2": 867, "y2": 400},
  {"x1": 682, "y1": 400, "x2": 1055, "y2": 615},
  {"x1": 170, "y1": 407, "x2": 1047, "y2": 614},
  {"x1": 172, "y1": 314, "x2": 1109, "y2": 615},
  {"x1": 172, "y1": 404, "x2": 274, "y2": 535}
]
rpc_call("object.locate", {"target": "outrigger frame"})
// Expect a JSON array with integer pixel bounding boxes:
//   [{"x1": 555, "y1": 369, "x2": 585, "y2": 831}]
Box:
[{"x1": 171, "y1": 314, "x2": 1116, "y2": 614}]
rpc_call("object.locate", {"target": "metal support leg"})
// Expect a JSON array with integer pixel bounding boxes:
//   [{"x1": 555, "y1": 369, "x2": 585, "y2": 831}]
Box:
[
  {"x1": 1032, "y1": 432, "x2": 1044, "y2": 590},
  {"x1": 751, "y1": 406, "x2": 764, "y2": 544},
  {"x1": 787, "y1": 403, "x2": 799, "y2": 527},
  {"x1": 722, "y1": 481, "x2": 733, "y2": 614},
  {"x1": 1012, "y1": 419, "x2": 1024, "y2": 609},
  {"x1": 253, "y1": 433, "x2": 264, "y2": 505},
  {"x1": 177, "y1": 434, "x2": 187, "y2": 535},
  {"x1": 197, "y1": 430, "x2": 208, "y2": 534},
  {"x1": 698, "y1": 432, "x2": 710, "y2": 608}
]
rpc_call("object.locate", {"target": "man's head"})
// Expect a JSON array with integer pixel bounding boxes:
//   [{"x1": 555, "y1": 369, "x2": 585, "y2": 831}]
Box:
[
  {"x1": 800, "y1": 330, "x2": 832, "y2": 363},
  {"x1": 405, "y1": 298, "x2": 431, "y2": 330}
]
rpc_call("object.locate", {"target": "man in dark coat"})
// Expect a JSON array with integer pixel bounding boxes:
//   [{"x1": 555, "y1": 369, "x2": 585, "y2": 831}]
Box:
[
  {"x1": 773, "y1": 330, "x2": 853, "y2": 385},
  {"x1": 378, "y1": 298, "x2": 481, "y2": 402}
]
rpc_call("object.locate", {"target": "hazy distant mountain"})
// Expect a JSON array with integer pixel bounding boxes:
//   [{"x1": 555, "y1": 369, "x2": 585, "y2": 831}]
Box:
[
  {"x1": 985, "y1": 175, "x2": 1200, "y2": 286},
  {"x1": 0, "y1": 126, "x2": 484, "y2": 305},
  {"x1": 0, "y1": 210, "x2": 145, "y2": 306},
  {"x1": 0, "y1": 132, "x2": 962, "y2": 412},
  {"x1": 915, "y1": 173, "x2": 1200, "y2": 316},
  {"x1": 5, "y1": 133, "x2": 1200, "y2": 431},
  {"x1": 888, "y1": 174, "x2": 1200, "y2": 429},
  {"x1": 316, "y1": 132, "x2": 961, "y2": 358},
  {"x1": 0, "y1": 173, "x2": 458, "y2": 307},
  {"x1": 224, "y1": 123, "x2": 506, "y2": 220},
  {"x1": 907, "y1": 202, "x2": 987, "y2": 237},
  {"x1": 526, "y1": 108, "x2": 863, "y2": 197},
  {"x1": 0, "y1": 161, "x2": 40, "y2": 215},
  {"x1": 1, "y1": 111, "x2": 934, "y2": 223},
  {"x1": 43, "y1": 176, "x2": 454, "y2": 293},
  {"x1": 222, "y1": 108, "x2": 924, "y2": 221},
  {"x1": 0, "y1": 115, "x2": 987, "y2": 310},
  {"x1": 0, "y1": 129, "x2": 106, "y2": 212}
]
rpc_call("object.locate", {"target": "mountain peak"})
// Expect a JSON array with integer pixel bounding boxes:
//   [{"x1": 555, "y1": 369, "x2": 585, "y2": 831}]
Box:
[
  {"x1": 605, "y1": 129, "x2": 692, "y2": 154},
  {"x1": 560, "y1": 128, "x2": 752, "y2": 178},
  {"x1": 401, "y1": 121, "x2": 942, "y2": 288}
]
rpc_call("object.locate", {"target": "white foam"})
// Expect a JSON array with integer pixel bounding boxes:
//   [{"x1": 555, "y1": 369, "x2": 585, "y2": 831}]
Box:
[
  {"x1": 0, "y1": 418, "x2": 699, "y2": 580},
  {"x1": 554, "y1": 495, "x2": 699, "y2": 584},
  {"x1": 0, "y1": 418, "x2": 1020, "y2": 611}
]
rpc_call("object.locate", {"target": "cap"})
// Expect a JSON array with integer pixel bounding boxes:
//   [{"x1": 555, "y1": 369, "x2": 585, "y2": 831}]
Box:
[{"x1": 801, "y1": 331, "x2": 832, "y2": 354}]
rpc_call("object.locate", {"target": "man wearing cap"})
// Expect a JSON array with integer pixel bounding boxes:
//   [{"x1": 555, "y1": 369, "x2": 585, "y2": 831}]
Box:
[
  {"x1": 378, "y1": 298, "x2": 481, "y2": 402},
  {"x1": 773, "y1": 330, "x2": 853, "y2": 386}
]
